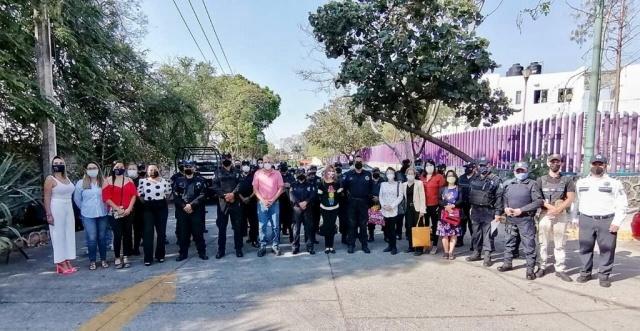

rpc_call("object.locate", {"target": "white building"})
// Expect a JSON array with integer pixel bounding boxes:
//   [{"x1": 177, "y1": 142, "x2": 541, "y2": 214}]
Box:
[{"x1": 483, "y1": 62, "x2": 640, "y2": 125}]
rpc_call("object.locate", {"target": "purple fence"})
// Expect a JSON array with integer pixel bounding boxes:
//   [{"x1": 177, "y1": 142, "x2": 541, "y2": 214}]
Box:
[{"x1": 357, "y1": 112, "x2": 640, "y2": 173}]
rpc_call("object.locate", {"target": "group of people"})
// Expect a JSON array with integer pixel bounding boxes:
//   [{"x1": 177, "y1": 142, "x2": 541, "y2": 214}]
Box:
[{"x1": 42, "y1": 151, "x2": 627, "y2": 287}]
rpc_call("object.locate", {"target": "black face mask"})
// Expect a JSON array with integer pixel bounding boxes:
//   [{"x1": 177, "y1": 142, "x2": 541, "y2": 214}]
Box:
[
  {"x1": 184, "y1": 169, "x2": 194, "y2": 176},
  {"x1": 113, "y1": 168, "x2": 125, "y2": 176},
  {"x1": 354, "y1": 162, "x2": 363, "y2": 170},
  {"x1": 222, "y1": 160, "x2": 232, "y2": 167},
  {"x1": 52, "y1": 164, "x2": 65, "y2": 173},
  {"x1": 479, "y1": 166, "x2": 489, "y2": 175},
  {"x1": 336, "y1": 168, "x2": 342, "y2": 174},
  {"x1": 464, "y1": 169, "x2": 473, "y2": 175},
  {"x1": 234, "y1": 164, "x2": 241, "y2": 169},
  {"x1": 372, "y1": 173, "x2": 380, "y2": 179},
  {"x1": 297, "y1": 175, "x2": 306, "y2": 182},
  {"x1": 590, "y1": 166, "x2": 605, "y2": 176}
]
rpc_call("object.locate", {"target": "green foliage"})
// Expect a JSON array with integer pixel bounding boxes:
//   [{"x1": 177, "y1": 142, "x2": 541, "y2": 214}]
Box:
[
  {"x1": 308, "y1": 0, "x2": 513, "y2": 161},
  {"x1": 0, "y1": 153, "x2": 42, "y2": 226},
  {"x1": 304, "y1": 97, "x2": 381, "y2": 158}
]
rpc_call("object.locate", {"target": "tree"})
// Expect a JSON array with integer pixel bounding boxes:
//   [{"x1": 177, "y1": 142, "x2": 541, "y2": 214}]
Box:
[
  {"x1": 304, "y1": 97, "x2": 381, "y2": 160},
  {"x1": 309, "y1": 0, "x2": 512, "y2": 162}
]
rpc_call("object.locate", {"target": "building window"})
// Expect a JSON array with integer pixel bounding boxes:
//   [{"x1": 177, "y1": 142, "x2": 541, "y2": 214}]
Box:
[
  {"x1": 515, "y1": 91, "x2": 522, "y2": 105},
  {"x1": 558, "y1": 88, "x2": 573, "y2": 102},
  {"x1": 533, "y1": 89, "x2": 548, "y2": 104}
]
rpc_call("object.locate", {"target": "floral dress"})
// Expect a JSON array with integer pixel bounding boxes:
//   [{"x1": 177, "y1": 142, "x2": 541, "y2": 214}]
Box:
[{"x1": 436, "y1": 187, "x2": 461, "y2": 236}]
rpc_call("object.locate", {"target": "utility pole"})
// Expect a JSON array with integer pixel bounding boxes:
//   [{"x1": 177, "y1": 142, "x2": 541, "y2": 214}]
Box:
[
  {"x1": 34, "y1": 4, "x2": 57, "y2": 177},
  {"x1": 582, "y1": 0, "x2": 605, "y2": 176}
]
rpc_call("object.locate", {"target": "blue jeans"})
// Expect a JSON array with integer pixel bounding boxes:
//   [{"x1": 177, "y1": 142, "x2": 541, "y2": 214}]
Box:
[
  {"x1": 257, "y1": 200, "x2": 280, "y2": 248},
  {"x1": 82, "y1": 216, "x2": 109, "y2": 262}
]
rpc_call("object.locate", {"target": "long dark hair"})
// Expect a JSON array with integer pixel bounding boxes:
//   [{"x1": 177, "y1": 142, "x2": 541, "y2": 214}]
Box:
[
  {"x1": 111, "y1": 160, "x2": 125, "y2": 184},
  {"x1": 445, "y1": 170, "x2": 458, "y2": 186}
]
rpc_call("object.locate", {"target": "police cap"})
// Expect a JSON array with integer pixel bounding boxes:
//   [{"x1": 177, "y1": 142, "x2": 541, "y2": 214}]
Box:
[
  {"x1": 477, "y1": 157, "x2": 489, "y2": 166},
  {"x1": 514, "y1": 162, "x2": 529, "y2": 171},
  {"x1": 590, "y1": 153, "x2": 608, "y2": 164},
  {"x1": 548, "y1": 154, "x2": 563, "y2": 162}
]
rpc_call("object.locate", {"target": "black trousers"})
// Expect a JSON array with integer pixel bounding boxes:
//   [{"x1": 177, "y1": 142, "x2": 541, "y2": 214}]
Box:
[
  {"x1": 504, "y1": 216, "x2": 537, "y2": 270},
  {"x1": 470, "y1": 206, "x2": 495, "y2": 256},
  {"x1": 177, "y1": 207, "x2": 206, "y2": 257},
  {"x1": 216, "y1": 202, "x2": 243, "y2": 253},
  {"x1": 347, "y1": 198, "x2": 369, "y2": 248},
  {"x1": 143, "y1": 200, "x2": 168, "y2": 263},
  {"x1": 241, "y1": 199, "x2": 259, "y2": 242},
  {"x1": 109, "y1": 214, "x2": 133, "y2": 258},
  {"x1": 458, "y1": 204, "x2": 473, "y2": 245},
  {"x1": 133, "y1": 201, "x2": 144, "y2": 250},
  {"x1": 579, "y1": 215, "x2": 617, "y2": 277},
  {"x1": 426, "y1": 205, "x2": 439, "y2": 244},
  {"x1": 404, "y1": 206, "x2": 419, "y2": 248},
  {"x1": 292, "y1": 206, "x2": 313, "y2": 250},
  {"x1": 320, "y1": 208, "x2": 339, "y2": 248},
  {"x1": 280, "y1": 196, "x2": 293, "y2": 235},
  {"x1": 384, "y1": 215, "x2": 400, "y2": 249},
  {"x1": 312, "y1": 202, "x2": 321, "y2": 240}
]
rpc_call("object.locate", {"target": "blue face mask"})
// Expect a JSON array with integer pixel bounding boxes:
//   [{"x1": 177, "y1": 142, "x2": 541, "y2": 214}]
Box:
[{"x1": 514, "y1": 172, "x2": 528, "y2": 181}]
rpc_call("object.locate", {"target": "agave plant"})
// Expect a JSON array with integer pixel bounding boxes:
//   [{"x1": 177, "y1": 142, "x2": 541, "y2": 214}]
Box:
[{"x1": 0, "y1": 153, "x2": 42, "y2": 254}]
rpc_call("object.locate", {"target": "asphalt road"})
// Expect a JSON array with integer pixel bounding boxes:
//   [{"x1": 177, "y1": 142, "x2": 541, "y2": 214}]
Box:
[{"x1": 1, "y1": 205, "x2": 639, "y2": 330}]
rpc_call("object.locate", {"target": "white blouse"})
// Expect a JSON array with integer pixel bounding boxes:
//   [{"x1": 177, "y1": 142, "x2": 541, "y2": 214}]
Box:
[
  {"x1": 379, "y1": 181, "x2": 404, "y2": 218},
  {"x1": 138, "y1": 178, "x2": 171, "y2": 201}
]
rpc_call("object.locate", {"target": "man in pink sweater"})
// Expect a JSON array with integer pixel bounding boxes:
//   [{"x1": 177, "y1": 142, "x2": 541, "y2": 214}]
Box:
[{"x1": 252, "y1": 155, "x2": 285, "y2": 257}]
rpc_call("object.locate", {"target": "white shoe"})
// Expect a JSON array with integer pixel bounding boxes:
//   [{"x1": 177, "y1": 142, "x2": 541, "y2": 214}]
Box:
[{"x1": 430, "y1": 247, "x2": 438, "y2": 255}]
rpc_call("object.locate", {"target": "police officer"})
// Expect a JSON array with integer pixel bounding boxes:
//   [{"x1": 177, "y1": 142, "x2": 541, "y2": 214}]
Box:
[
  {"x1": 335, "y1": 162, "x2": 349, "y2": 245},
  {"x1": 536, "y1": 154, "x2": 576, "y2": 281},
  {"x1": 171, "y1": 160, "x2": 185, "y2": 244},
  {"x1": 290, "y1": 168, "x2": 317, "y2": 254},
  {"x1": 496, "y1": 162, "x2": 543, "y2": 280},
  {"x1": 238, "y1": 161, "x2": 259, "y2": 247},
  {"x1": 212, "y1": 154, "x2": 243, "y2": 259},
  {"x1": 457, "y1": 163, "x2": 475, "y2": 249},
  {"x1": 278, "y1": 162, "x2": 295, "y2": 240},
  {"x1": 173, "y1": 160, "x2": 208, "y2": 261},
  {"x1": 307, "y1": 165, "x2": 322, "y2": 244},
  {"x1": 466, "y1": 157, "x2": 501, "y2": 267},
  {"x1": 573, "y1": 154, "x2": 627, "y2": 287},
  {"x1": 368, "y1": 167, "x2": 385, "y2": 242},
  {"x1": 343, "y1": 155, "x2": 373, "y2": 254}
]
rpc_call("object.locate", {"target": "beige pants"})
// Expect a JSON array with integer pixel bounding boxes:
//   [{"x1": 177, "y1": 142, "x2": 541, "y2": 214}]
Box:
[{"x1": 538, "y1": 212, "x2": 568, "y2": 271}]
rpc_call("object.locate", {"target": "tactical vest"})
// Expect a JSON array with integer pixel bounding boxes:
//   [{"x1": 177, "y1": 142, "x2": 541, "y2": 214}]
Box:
[
  {"x1": 469, "y1": 174, "x2": 498, "y2": 207},
  {"x1": 503, "y1": 179, "x2": 534, "y2": 209},
  {"x1": 539, "y1": 175, "x2": 571, "y2": 204}
]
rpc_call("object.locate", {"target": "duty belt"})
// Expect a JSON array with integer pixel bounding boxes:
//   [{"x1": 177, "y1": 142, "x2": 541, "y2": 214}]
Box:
[{"x1": 580, "y1": 213, "x2": 614, "y2": 220}]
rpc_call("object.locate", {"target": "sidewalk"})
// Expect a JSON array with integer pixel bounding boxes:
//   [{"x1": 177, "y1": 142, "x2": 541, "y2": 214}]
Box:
[{"x1": 1, "y1": 205, "x2": 639, "y2": 330}]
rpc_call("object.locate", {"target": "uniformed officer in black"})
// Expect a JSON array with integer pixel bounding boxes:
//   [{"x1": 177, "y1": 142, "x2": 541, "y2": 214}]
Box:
[
  {"x1": 278, "y1": 162, "x2": 295, "y2": 241},
  {"x1": 307, "y1": 165, "x2": 322, "y2": 244},
  {"x1": 170, "y1": 160, "x2": 185, "y2": 244},
  {"x1": 289, "y1": 168, "x2": 317, "y2": 255},
  {"x1": 173, "y1": 160, "x2": 208, "y2": 261},
  {"x1": 457, "y1": 163, "x2": 475, "y2": 248},
  {"x1": 238, "y1": 161, "x2": 259, "y2": 247},
  {"x1": 343, "y1": 155, "x2": 373, "y2": 254},
  {"x1": 367, "y1": 167, "x2": 385, "y2": 242},
  {"x1": 466, "y1": 157, "x2": 501, "y2": 267},
  {"x1": 212, "y1": 154, "x2": 243, "y2": 259},
  {"x1": 335, "y1": 162, "x2": 349, "y2": 245},
  {"x1": 496, "y1": 162, "x2": 544, "y2": 280}
]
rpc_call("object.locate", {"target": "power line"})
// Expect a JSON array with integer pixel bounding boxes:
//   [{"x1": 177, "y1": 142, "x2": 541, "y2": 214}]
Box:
[
  {"x1": 201, "y1": 0, "x2": 234, "y2": 74},
  {"x1": 171, "y1": 0, "x2": 209, "y2": 65},
  {"x1": 187, "y1": 0, "x2": 226, "y2": 75}
]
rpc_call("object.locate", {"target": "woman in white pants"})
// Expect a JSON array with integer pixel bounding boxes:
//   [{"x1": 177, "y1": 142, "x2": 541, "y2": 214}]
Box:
[{"x1": 43, "y1": 156, "x2": 77, "y2": 275}]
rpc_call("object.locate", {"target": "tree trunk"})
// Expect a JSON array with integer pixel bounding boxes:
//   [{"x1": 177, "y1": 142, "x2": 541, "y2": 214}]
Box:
[{"x1": 363, "y1": 110, "x2": 474, "y2": 162}]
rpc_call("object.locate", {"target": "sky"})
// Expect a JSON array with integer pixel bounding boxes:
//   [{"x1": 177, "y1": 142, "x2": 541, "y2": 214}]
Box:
[{"x1": 140, "y1": 0, "x2": 589, "y2": 145}]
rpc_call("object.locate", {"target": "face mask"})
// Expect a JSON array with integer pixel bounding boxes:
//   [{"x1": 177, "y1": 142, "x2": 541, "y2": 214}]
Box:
[
  {"x1": 263, "y1": 163, "x2": 273, "y2": 170},
  {"x1": 241, "y1": 165, "x2": 250, "y2": 173},
  {"x1": 386, "y1": 171, "x2": 395, "y2": 180},
  {"x1": 149, "y1": 170, "x2": 159, "y2": 178},
  {"x1": 425, "y1": 165, "x2": 435, "y2": 174},
  {"x1": 127, "y1": 170, "x2": 138, "y2": 178},
  {"x1": 464, "y1": 169, "x2": 474, "y2": 175},
  {"x1": 87, "y1": 169, "x2": 99, "y2": 178},
  {"x1": 184, "y1": 168, "x2": 194, "y2": 176},
  {"x1": 336, "y1": 168, "x2": 342, "y2": 174},
  {"x1": 354, "y1": 162, "x2": 363, "y2": 170},
  {"x1": 407, "y1": 175, "x2": 415, "y2": 182},
  {"x1": 327, "y1": 171, "x2": 335, "y2": 178},
  {"x1": 113, "y1": 168, "x2": 125, "y2": 176},
  {"x1": 297, "y1": 175, "x2": 306, "y2": 182},
  {"x1": 446, "y1": 177, "x2": 456, "y2": 184},
  {"x1": 52, "y1": 164, "x2": 65, "y2": 173},
  {"x1": 591, "y1": 166, "x2": 605, "y2": 176},
  {"x1": 515, "y1": 173, "x2": 528, "y2": 181},
  {"x1": 223, "y1": 160, "x2": 232, "y2": 167},
  {"x1": 372, "y1": 173, "x2": 380, "y2": 179},
  {"x1": 479, "y1": 166, "x2": 489, "y2": 175},
  {"x1": 258, "y1": 163, "x2": 264, "y2": 169}
]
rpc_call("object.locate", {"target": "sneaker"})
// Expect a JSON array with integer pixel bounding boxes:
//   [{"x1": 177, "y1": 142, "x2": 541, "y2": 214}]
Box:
[
  {"x1": 362, "y1": 247, "x2": 371, "y2": 254},
  {"x1": 324, "y1": 248, "x2": 331, "y2": 254},
  {"x1": 599, "y1": 276, "x2": 611, "y2": 288},
  {"x1": 497, "y1": 264, "x2": 513, "y2": 272},
  {"x1": 466, "y1": 254, "x2": 481, "y2": 262},
  {"x1": 576, "y1": 274, "x2": 592, "y2": 283},
  {"x1": 526, "y1": 272, "x2": 537, "y2": 280},
  {"x1": 556, "y1": 271, "x2": 573, "y2": 282},
  {"x1": 383, "y1": 246, "x2": 392, "y2": 253},
  {"x1": 535, "y1": 267, "x2": 546, "y2": 278},
  {"x1": 330, "y1": 248, "x2": 336, "y2": 254},
  {"x1": 257, "y1": 248, "x2": 267, "y2": 257}
]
